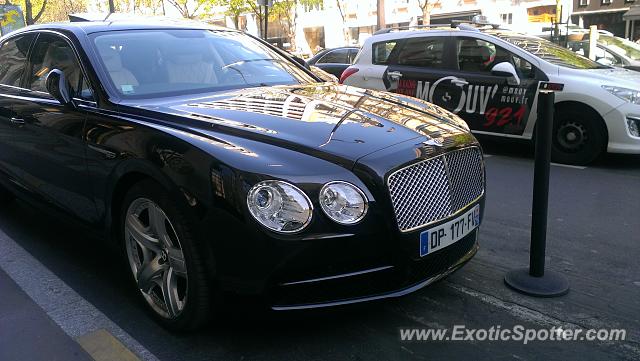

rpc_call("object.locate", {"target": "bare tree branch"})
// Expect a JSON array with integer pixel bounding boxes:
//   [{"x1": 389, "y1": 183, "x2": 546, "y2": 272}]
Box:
[{"x1": 32, "y1": 0, "x2": 48, "y2": 23}]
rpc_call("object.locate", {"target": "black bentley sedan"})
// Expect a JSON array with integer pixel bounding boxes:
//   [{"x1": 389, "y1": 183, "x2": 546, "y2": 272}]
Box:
[{"x1": 0, "y1": 20, "x2": 485, "y2": 330}]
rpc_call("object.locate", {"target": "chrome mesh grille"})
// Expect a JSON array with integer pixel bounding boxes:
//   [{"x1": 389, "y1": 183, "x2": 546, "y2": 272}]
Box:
[{"x1": 388, "y1": 147, "x2": 484, "y2": 232}]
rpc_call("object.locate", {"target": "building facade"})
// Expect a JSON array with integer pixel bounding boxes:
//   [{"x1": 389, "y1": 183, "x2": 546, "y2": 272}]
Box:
[
  {"x1": 86, "y1": 0, "x2": 578, "y2": 55},
  {"x1": 571, "y1": 0, "x2": 638, "y2": 39},
  {"x1": 294, "y1": 0, "x2": 574, "y2": 54}
]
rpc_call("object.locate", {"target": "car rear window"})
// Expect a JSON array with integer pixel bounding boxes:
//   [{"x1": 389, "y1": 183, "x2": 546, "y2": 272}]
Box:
[
  {"x1": 372, "y1": 40, "x2": 398, "y2": 65},
  {"x1": 318, "y1": 49, "x2": 349, "y2": 64}
]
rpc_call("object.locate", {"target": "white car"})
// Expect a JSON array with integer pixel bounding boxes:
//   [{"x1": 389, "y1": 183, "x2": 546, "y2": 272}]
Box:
[{"x1": 341, "y1": 26, "x2": 640, "y2": 165}]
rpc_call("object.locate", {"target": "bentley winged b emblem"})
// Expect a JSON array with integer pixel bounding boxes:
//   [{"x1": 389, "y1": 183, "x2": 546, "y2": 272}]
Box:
[{"x1": 422, "y1": 136, "x2": 444, "y2": 147}]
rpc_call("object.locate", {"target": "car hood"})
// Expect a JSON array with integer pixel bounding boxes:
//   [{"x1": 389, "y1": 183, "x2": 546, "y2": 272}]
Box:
[
  {"x1": 566, "y1": 67, "x2": 640, "y2": 88},
  {"x1": 131, "y1": 84, "x2": 472, "y2": 168}
]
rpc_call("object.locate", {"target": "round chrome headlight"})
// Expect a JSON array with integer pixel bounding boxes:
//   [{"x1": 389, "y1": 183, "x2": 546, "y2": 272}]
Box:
[
  {"x1": 247, "y1": 181, "x2": 313, "y2": 233},
  {"x1": 319, "y1": 181, "x2": 368, "y2": 225}
]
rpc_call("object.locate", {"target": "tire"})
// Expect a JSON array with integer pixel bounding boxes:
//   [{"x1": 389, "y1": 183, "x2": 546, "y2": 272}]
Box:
[
  {"x1": 551, "y1": 107, "x2": 607, "y2": 165},
  {"x1": 120, "y1": 180, "x2": 213, "y2": 331}
]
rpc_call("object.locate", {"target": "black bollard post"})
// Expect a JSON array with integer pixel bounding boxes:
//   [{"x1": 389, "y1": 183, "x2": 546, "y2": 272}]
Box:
[
  {"x1": 504, "y1": 87, "x2": 570, "y2": 297},
  {"x1": 530, "y1": 90, "x2": 554, "y2": 278}
]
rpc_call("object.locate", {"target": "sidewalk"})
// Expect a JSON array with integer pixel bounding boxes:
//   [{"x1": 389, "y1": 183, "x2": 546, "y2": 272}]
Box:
[{"x1": 0, "y1": 267, "x2": 92, "y2": 361}]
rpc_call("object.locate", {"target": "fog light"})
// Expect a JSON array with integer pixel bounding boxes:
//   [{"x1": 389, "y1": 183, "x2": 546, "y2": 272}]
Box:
[
  {"x1": 319, "y1": 181, "x2": 368, "y2": 225},
  {"x1": 627, "y1": 117, "x2": 640, "y2": 137}
]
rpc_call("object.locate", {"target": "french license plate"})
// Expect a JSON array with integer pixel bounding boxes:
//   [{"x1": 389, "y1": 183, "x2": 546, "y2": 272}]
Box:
[{"x1": 419, "y1": 204, "x2": 480, "y2": 257}]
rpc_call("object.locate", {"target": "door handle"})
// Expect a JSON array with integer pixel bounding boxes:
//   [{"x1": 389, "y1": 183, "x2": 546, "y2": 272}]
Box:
[
  {"x1": 451, "y1": 78, "x2": 469, "y2": 87},
  {"x1": 10, "y1": 118, "x2": 25, "y2": 126},
  {"x1": 387, "y1": 71, "x2": 403, "y2": 80}
]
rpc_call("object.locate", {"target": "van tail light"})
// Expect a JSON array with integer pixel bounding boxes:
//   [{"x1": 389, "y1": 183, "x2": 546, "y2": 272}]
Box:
[{"x1": 339, "y1": 68, "x2": 359, "y2": 84}]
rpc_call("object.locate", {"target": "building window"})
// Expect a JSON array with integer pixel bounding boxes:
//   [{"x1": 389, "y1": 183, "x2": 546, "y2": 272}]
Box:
[
  {"x1": 601, "y1": 0, "x2": 612, "y2": 4},
  {"x1": 500, "y1": 13, "x2": 513, "y2": 24},
  {"x1": 578, "y1": 0, "x2": 589, "y2": 6}
]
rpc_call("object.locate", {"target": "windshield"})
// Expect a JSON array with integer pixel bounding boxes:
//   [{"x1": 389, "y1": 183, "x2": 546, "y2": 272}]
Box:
[
  {"x1": 91, "y1": 29, "x2": 316, "y2": 98},
  {"x1": 599, "y1": 35, "x2": 640, "y2": 61},
  {"x1": 496, "y1": 34, "x2": 606, "y2": 69}
]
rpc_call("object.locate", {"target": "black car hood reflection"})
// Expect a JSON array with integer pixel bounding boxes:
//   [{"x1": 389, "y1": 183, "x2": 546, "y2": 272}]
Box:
[{"x1": 133, "y1": 84, "x2": 471, "y2": 166}]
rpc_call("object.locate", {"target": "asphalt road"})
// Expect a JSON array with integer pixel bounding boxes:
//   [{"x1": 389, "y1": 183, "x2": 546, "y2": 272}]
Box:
[{"x1": 0, "y1": 141, "x2": 638, "y2": 361}]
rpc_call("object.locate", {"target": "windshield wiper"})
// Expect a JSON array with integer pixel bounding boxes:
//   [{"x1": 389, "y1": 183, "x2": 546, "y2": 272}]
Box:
[{"x1": 222, "y1": 58, "x2": 287, "y2": 69}]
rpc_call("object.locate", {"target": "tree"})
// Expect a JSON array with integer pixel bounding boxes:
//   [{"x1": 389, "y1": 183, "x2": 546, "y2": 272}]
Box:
[
  {"x1": 416, "y1": 0, "x2": 440, "y2": 26},
  {"x1": 165, "y1": 0, "x2": 209, "y2": 18},
  {"x1": 246, "y1": 1, "x2": 264, "y2": 36},
  {"x1": 210, "y1": 0, "x2": 249, "y2": 29},
  {"x1": 270, "y1": 0, "x2": 322, "y2": 52},
  {"x1": 37, "y1": 0, "x2": 86, "y2": 23},
  {"x1": 335, "y1": 0, "x2": 350, "y2": 45},
  {"x1": 19, "y1": 0, "x2": 48, "y2": 25}
]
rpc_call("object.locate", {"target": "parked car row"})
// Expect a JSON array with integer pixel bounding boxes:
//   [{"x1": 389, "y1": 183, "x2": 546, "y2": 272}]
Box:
[{"x1": 1, "y1": 16, "x2": 637, "y2": 332}]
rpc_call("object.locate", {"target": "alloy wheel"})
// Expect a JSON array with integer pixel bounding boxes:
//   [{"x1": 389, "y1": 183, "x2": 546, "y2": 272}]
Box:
[{"x1": 124, "y1": 198, "x2": 188, "y2": 319}]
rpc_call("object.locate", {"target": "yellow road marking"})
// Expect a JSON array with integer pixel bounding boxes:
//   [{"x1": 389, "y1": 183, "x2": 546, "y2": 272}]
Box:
[{"x1": 76, "y1": 329, "x2": 141, "y2": 361}]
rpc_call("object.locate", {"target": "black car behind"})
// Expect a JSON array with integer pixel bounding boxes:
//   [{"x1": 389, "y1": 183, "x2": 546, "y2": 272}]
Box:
[{"x1": 306, "y1": 46, "x2": 359, "y2": 78}]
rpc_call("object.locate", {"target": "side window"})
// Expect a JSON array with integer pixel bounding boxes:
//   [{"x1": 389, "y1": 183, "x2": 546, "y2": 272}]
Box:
[
  {"x1": 456, "y1": 38, "x2": 496, "y2": 72},
  {"x1": 318, "y1": 49, "x2": 349, "y2": 64},
  {"x1": 512, "y1": 53, "x2": 534, "y2": 78},
  {"x1": 372, "y1": 40, "x2": 398, "y2": 65},
  {"x1": 28, "y1": 33, "x2": 92, "y2": 100},
  {"x1": 597, "y1": 48, "x2": 621, "y2": 65},
  {"x1": 348, "y1": 49, "x2": 358, "y2": 64},
  {"x1": 0, "y1": 34, "x2": 36, "y2": 87},
  {"x1": 396, "y1": 37, "x2": 446, "y2": 68},
  {"x1": 456, "y1": 37, "x2": 535, "y2": 78}
]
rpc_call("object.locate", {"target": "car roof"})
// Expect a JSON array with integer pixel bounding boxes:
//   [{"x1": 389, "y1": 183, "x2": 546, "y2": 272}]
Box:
[
  {"x1": 7, "y1": 18, "x2": 232, "y2": 37},
  {"x1": 367, "y1": 26, "x2": 535, "y2": 42}
]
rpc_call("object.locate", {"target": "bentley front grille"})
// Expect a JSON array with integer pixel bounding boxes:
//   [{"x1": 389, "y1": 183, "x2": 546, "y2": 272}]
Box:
[{"x1": 387, "y1": 147, "x2": 484, "y2": 232}]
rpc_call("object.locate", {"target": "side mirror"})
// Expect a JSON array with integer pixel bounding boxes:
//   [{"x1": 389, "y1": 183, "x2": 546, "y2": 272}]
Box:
[
  {"x1": 45, "y1": 69, "x2": 74, "y2": 107},
  {"x1": 491, "y1": 62, "x2": 521, "y2": 86},
  {"x1": 292, "y1": 55, "x2": 311, "y2": 69},
  {"x1": 309, "y1": 66, "x2": 339, "y2": 83}
]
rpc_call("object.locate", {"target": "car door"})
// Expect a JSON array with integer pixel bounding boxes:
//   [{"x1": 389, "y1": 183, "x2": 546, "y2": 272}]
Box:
[
  {"x1": 0, "y1": 33, "x2": 36, "y2": 190},
  {"x1": 4, "y1": 31, "x2": 98, "y2": 222},
  {"x1": 446, "y1": 36, "x2": 540, "y2": 136},
  {"x1": 315, "y1": 48, "x2": 351, "y2": 77},
  {"x1": 382, "y1": 35, "x2": 460, "y2": 109}
]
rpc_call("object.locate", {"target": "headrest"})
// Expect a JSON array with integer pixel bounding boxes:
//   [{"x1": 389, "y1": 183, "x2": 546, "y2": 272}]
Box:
[{"x1": 97, "y1": 45, "x2": 123, "y2": 72}]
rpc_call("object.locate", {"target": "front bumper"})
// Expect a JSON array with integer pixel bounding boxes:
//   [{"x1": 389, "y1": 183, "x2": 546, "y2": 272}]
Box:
[
  {"x1": 203, "y1": 198, "x2": 483, "y2": 310},
  {"x1": 604, "y1": 103, "x2": 640, "y2": 154},
  {"x1": 270, "y1": 229, "x2": 479, "y2": 310}
]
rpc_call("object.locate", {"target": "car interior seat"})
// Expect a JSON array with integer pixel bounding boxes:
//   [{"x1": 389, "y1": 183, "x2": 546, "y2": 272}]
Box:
[
  {"x1": 97, "y1": 44, "x2": 139, "y2": 92},
  {"x1": 34, "y1": 42, "x2": 81, "y2": 93},
  {"x1": 459, "y1": 40, "x2": 492, "y2": 72},
  {"x1": 164, "y1": 41, "x2": 218, "y2": 85}
]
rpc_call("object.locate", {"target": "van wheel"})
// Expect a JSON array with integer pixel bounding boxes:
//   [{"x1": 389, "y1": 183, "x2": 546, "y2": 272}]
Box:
[{"x1": 551, "y1": 108, "x2": 606, "y2": 165}]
